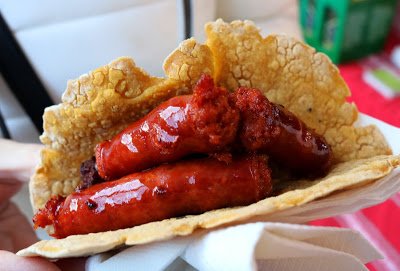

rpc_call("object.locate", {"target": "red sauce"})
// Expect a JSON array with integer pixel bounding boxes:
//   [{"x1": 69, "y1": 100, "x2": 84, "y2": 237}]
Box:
[{"x1": 233, "y1": 87, "x2": 332, "y2": 176}]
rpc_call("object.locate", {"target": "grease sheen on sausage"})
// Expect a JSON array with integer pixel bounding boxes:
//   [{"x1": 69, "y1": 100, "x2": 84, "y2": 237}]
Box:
[
  {"x1": 95, "y1": 74, "x2": 239, "y2": 180},
  {"x1": 232, "y1": 87, "x2": 333, "y2": 176},
  {"x1": 33, "y1": 155, "x2": 272, "y2": 238}
]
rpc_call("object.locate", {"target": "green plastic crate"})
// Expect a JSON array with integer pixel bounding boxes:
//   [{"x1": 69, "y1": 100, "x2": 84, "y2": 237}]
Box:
[{"x1": 299, "y1": 0, "x2": 398, "y2": 63}]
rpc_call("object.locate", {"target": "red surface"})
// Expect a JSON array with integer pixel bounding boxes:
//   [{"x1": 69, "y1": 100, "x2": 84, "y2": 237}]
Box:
[
  {"x1": 362, "y1": 199, "x2": 400, "y2": 253},
  {"x1": 310, "y1": 59, "x2": 400, "y2": 271},
  {"x1": 340, "y1": 63, "x2": 400, "y2": 128}
]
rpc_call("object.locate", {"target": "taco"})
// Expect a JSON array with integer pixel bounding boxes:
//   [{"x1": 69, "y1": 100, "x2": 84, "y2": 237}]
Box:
[{"x1": 18, "y1": 19, "x2": 399, "y2": 258}]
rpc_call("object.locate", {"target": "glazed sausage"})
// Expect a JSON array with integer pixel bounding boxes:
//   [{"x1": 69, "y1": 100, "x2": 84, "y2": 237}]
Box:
[
  {"x1": 33, "y1": 155, "x2": 272, "y2": 238},
  {"x1": 232, "y1": 87, "x2": 332, "y2": 176},
  {"x1": 96, "y1": 74, "x2": 239, "y2": 180}
]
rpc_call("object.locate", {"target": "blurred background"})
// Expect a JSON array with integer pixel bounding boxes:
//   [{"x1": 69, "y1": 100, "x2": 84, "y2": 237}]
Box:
[{"x1": 0, "y1": 0, "x2": 399, "y2": 270}]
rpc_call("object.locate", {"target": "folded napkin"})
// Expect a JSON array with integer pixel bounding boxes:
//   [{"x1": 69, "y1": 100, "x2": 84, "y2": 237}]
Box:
[{"x1": 85, "y1": 222, "x2": 381, "y2": 271}]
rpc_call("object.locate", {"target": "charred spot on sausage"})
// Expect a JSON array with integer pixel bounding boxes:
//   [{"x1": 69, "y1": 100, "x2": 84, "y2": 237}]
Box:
[
  {"x1": 78, "y1": 157, "x2": 104, "y2": 191},
  {"x1": 153, "y1": 186, "x2": 167, "y2": 196},
  {"x1": 85, "y1": 199, "x2": 98, "y2": 210}
]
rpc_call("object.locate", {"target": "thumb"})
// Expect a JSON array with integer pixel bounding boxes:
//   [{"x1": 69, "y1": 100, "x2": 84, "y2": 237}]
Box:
[
  {"x1": 0, "y1": 139, "x2": 43, "y2": 183},
  {"x1": 0, "y1": 250, "x2": 61, "y2": 271}
]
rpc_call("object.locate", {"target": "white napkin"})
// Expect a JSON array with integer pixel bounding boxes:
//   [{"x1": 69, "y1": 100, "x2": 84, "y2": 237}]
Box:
[
  {"x1": 84, "y1": 114, "x2": 400, "y2": 271},
  {"x1": 263, "y1": 167, "x2": 400, "y2": 224},
  {"x1": 85, "y1": 222, "x2": 381, "y2": 271}
]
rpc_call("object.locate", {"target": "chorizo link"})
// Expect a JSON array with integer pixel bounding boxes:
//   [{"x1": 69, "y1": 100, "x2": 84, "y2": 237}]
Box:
[
  {"x1": 96, "y1": 74, "x2": 239, "y2": 180},
  {"x1": 33, "y1": 155, "x2": 272, "y2": 238},
  {"x1": 232, "y1": 87, "x2": 332, "y2": 176}
]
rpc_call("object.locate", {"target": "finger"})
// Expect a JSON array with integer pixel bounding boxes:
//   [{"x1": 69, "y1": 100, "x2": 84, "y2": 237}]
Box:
[
  {"x1": 0, "y1": 202, "x2": 38, "y2": 252},
  {"x1": 0, "y1": 139, "x2": 43, "y2": 183},
  {"x1": 0, "y1": 182, "x2": 22, "y2": 202},
  {"x1": 0, "y1": 250, "x2": 61, "y2": 271}
]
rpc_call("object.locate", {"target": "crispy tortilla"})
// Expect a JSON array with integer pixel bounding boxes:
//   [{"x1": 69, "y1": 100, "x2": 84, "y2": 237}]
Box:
[{"x1": 23, "y1": 19, "x2": 396, "y2": 258}]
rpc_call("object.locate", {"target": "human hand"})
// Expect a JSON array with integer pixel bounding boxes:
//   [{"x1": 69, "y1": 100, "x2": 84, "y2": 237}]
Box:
[
  {"x1": 0, "y1": 139, "x2": 86, "y2": 270},
  {"x1": 0, "y1": 139, "x2": 42, "y2": 252},
  {"x1": 0, "y1": 250, "x2": 87, "y2": 271}
]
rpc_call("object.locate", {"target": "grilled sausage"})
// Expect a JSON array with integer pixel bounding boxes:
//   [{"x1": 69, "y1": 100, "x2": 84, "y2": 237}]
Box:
[
  {"x1": 95, "y1": 74, "x2": 239, "y2": 180},
  {"x1": 232, "y1": 87, "x2": 332, "y2": 176},
  {"x1": 33, "y1": 155, "x2": 272, "y2": 238}
]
